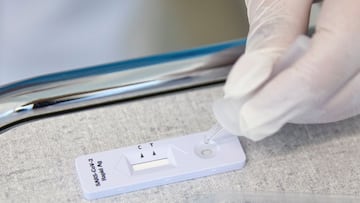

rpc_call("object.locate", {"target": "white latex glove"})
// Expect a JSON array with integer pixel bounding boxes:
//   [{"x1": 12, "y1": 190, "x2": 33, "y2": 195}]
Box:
[{"x1": 214, "y1": 0, "x2": 360, "y2": 141}]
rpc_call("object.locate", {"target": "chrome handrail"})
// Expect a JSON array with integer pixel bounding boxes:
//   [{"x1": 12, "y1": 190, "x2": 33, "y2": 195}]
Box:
[{"x1": 0, "y1": 39, "x2": 246, "y2": 134}]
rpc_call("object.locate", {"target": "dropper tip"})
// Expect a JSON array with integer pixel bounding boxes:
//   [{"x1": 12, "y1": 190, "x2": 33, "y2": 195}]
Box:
[{"x1": 203, "y1": 123, "x2": 224, "y2": 144}]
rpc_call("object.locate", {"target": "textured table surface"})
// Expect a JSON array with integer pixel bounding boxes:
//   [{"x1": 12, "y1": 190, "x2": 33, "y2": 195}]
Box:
[{"x1": 1, "y1": 85, "x2": 360, "y2": 202}]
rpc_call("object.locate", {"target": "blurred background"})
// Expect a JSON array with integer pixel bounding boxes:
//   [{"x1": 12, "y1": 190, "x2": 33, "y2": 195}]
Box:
[{"x1": 0, "y1": 0, "x2": 248, "y2": 86}]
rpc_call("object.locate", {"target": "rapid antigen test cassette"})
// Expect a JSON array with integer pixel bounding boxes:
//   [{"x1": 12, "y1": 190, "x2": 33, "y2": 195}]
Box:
[{"x1": 75, "y1": 130, "x2": 246, "y2": 200}]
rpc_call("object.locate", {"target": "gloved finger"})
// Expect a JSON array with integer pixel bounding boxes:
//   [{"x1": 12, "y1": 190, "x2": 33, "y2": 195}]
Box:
[
  {"x1": 224, "y1": 0, "x2": 313, "y2": 99},
  {"x1": 293, "y1": 72, "x2": 360, "y2": 123},
  {"x1": 212, "y1": 35, "x2": 310, "y2": 136},
  {"x1": 238, "y1": 0, "x2": 360, "y2": 141}
]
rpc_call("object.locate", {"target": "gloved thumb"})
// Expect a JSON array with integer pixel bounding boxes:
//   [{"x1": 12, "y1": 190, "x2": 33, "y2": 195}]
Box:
[
  {"x1": 224, "y1": 0, "x2": 313, "y2": 99},
  {"x1": 214, "y1": 35, "x2": 310, "y2": 137}
]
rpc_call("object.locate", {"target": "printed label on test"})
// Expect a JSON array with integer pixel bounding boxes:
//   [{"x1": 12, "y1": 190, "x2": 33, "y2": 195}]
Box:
[{"x1": 75, "y1": 130, "x2": 246, "y2": 200}]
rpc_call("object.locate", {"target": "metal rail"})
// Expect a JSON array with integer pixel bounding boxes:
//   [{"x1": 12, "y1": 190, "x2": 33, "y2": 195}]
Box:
[{"x1": 0, "y1": 39, "x2": 246, "y2": 134}]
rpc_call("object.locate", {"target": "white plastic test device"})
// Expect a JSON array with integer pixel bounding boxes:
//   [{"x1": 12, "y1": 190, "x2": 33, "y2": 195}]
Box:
[{"x1": 75, "y1": 129, "x2": 246, "y2": 200}]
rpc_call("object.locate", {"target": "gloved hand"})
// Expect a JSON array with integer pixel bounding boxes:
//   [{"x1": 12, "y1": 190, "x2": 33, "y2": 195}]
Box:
[{"x1": 213, "y1": 0, "x2": 360, "y2": 141}]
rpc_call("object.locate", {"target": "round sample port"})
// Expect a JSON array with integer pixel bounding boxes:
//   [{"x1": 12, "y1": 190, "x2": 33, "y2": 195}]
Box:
[{"x1": 194, "y1": 140, "x2": 219, "y2": 159}]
